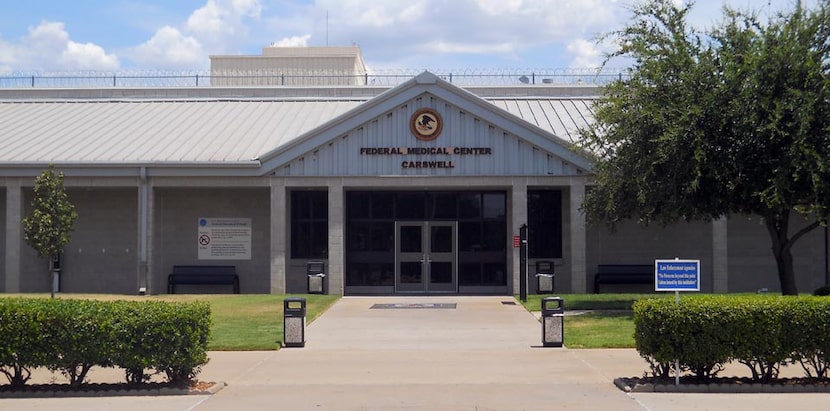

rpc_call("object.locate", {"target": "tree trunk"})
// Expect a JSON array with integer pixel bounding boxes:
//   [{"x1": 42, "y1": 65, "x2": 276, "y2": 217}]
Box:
[
  {"x1": 764, "y1": 213, "x2": 798, "y2": 295},
  {"x1": 764, "y1": 212, "x2": 821, "y2": 296},
  {"x1": 50, "y1": 270, "x2": 56, "y2": 299},
  {"x1": 50, "y1": 254, "x2": 58, "y2": 299}
]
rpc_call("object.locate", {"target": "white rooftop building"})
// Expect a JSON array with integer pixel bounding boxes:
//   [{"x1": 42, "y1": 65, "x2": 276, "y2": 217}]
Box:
[{"x1": 210, "y1": 46, "x2": 368, "y2": 86}]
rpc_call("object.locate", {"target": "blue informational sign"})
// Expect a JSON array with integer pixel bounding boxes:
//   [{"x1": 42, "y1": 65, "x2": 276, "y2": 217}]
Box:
[{"x1": 654, "y1": 259, "x2": 700, "y2": 292}]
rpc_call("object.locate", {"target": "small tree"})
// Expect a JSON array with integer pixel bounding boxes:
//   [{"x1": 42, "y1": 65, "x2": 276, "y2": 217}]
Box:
[{"x1": 23, "y1": 165, "x2": 78, "y2": 298}]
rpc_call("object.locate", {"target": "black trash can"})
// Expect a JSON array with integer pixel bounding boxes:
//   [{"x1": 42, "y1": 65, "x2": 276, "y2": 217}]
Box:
[
  {"x1": 535, "y1": 260, "x2": 555, "y2": 294},
  {"x1": 283, "y1": 297, "x2": 306, "y2": 348},
  {"x1": 541, "y1": 296, "x2": 564, "y2": 347},
  {"x1": 306, "y1": 261, "x2": 326, "y2": 294}
]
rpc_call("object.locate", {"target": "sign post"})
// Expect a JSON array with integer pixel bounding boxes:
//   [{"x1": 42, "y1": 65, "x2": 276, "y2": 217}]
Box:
[
  {"x1": 654, "y1": 258, "x2": 701, "y2": 386},
  {"x1": 519, "y1": 224, "x2": 528, "y2": 303}
]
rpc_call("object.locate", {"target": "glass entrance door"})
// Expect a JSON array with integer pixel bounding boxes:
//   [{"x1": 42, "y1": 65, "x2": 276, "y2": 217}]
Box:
[{"x1": 395, "y1": 221, "x2": 457, "y2": 293}]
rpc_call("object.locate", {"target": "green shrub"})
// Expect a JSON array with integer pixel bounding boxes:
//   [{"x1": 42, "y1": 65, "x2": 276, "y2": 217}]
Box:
[
  {"x1": 633, "y1": 295, "x2": 830, "y2": 382},
  {"x1": 785, "y1": 298, "x2": 830, "y2": 379},
  {"x1": 115, "y1": 301, "x2": 212, "y2": 384},
  {"x1": 0, "y1": 298, "x2": 211, "y2": 387},
  {"x1": 634, "y1": 296, "x2": 734, "y2": 381},
  {"x1": 43, "y1": 300, "x2": 122, "y2": 386},
  {"x1": 0, "y1": 299, "x2": 52, "y2": 386}
]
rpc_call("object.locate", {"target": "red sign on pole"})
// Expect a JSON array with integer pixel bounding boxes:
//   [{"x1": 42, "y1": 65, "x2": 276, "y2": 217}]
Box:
[{"x1": 513, "y1": 235, "x2": 521, "y2": 248}]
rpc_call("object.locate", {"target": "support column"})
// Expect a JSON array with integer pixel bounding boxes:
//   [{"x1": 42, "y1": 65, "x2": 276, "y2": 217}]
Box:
[
  {"x1": 137, "y1": 168, "x2": 153, "y2": 294},
  {"x1": 712, "y1": 217, "x2": 729, "y2": 293},
  {"x1": 327, "y1": 179, "x2": 344, "y2": 295},
  {"x1": 511, "y1": 179, "x2": 528, "y2": 295},
  {"x1": 5, "y1": 180, "x2": 22, "y2": 292},
  {"x1": 569, "y1": 179, "x2": 587, "y2": 293},
  {"x1": 269, "y1": 179, "x2": 287, "y2": 294}
]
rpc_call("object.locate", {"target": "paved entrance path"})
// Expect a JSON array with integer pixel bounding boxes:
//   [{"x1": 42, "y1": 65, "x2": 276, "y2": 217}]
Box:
[{"x1": 3, "y1": 296, "x2": 829, "y2": 410}]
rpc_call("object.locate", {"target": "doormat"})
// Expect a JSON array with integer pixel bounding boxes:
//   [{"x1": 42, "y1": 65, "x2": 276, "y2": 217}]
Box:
[{"x1": 370, "y1": 303, "x2": 457, "y2": 309}]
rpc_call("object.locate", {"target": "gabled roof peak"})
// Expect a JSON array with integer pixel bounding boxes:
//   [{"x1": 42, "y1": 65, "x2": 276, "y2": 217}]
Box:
[{"x1": 414, "y1": 71, "x2": 439, "y2": 85}]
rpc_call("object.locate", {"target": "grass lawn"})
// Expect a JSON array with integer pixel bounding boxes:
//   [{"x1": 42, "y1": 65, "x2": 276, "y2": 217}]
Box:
[
  {"x1": 188, "y1": 294, "x2": 340, "y2": 350},
  {"x1": 518, "y1": 293, "x2": 671, "y2": 349},
  {"x1": 4, "y1": 292, "x2": 674, "y2": 350},
  {"x1": 1, "y1": 293, "x2": 340, "y2": 351}
]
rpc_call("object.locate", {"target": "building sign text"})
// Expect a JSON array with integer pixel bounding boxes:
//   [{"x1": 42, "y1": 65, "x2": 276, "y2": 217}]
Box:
[{"x1": 359, "y1": 146, "x2": 492, "y2": 169}]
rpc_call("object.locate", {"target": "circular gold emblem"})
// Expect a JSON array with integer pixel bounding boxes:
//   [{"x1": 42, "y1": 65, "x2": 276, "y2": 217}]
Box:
[{"x1": 410, "y1": 108, "x2": 443, "y2": 141}]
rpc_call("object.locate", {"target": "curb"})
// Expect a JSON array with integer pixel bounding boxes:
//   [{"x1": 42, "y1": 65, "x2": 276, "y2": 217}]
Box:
[
  {"x1": 614, "y1": 377, "x2": 830, "y2": 393},
  {"x1": 0, "y1": 381, "x2": 227, "y2": 399}
]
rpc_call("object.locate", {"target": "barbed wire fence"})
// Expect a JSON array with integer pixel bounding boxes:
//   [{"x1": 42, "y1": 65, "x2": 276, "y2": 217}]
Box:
[{"x1": 0, "y1": 68, "x2": 628, "y2": 88}]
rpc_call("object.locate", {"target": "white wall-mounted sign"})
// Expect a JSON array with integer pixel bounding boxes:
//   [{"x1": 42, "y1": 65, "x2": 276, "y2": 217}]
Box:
[{"x1": 197, "y1": 218, "x2": 251, "y2": 260}]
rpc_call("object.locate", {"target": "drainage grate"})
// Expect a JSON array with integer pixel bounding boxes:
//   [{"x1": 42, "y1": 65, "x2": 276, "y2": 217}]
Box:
[
  {"x1": 370, "y1": 303, "x2": 457, "y2": 309},
  {"x1": 501, "y1": 301, "x2": 517, "y2": 305}
]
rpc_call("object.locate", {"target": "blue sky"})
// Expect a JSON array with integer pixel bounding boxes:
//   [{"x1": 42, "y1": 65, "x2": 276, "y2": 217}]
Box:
[{"x1": 0, "y1": 0, "x2": 818, "y2": 73}]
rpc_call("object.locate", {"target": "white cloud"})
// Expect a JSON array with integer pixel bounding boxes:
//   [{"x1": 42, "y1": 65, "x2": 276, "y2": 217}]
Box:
[
  {"x1": 423, "y1": 41, "x2": 515, "y2": 55},
  {"x1": 0, "y1": 21, "x2": 119, "y2": 71},
  {"x1": 60, "y1": 41, "x2": 119, "y2": 70},
  {"x1": 475, "y1": 0, "x2": 523, "y2": 15},
  {"x1": 131, "y1": 26, "x2": 205, "y2": 68},
  {"x1": 270, "y1": 35, "x2": 311, "y2": 47},
  {"x1": 185, "y1": 0, "x2": 262, "y2": 48},
  {"x1": 566, "y1": 38, "x2": 602, "y2": 69},
  {"x1": 304, "y1": 0, "x2": 626, "y2": 68},
  {"x1": 124, "y1": 0, "x2": 263, "y2": 69}
]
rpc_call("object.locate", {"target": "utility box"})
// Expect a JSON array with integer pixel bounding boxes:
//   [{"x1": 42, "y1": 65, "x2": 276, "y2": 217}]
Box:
[
  {"x1": 283, "y1": 297, "x2": 306, "y2": 348},
  {"x1": 306, "y1": 261, "x2": 326, "y2": 294},
  {"x1": 541, "y1": 296, "x2": 564, "y2": 347},
  {"x1": 535, "y1": 260, "x2": 555, "y2": 294}
]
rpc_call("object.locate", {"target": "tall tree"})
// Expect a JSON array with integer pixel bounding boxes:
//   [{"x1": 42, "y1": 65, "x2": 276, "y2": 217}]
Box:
[
  {"x1": 23, "y1": 165, "x2": 78, "y2": 298},
  {"x1": 581, "y1": 0, "x2": 830, "y2": 295}
]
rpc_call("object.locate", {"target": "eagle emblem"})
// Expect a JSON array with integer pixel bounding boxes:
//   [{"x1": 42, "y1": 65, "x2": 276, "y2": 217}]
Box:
[{"x1": 410, "y1": 108, "x2": 443, "y2": 141}]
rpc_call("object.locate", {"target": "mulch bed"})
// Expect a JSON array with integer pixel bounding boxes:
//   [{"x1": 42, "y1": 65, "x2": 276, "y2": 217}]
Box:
[
  {"x1": 615, "y1": 376, "x2": 830, "y2": 393},
  {"x1": 0, "y1": 380, "x2": 225, "y2": 398}
]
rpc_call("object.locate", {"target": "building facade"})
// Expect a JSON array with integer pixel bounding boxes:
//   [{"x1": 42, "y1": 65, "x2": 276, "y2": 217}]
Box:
[{"x1": 0, "y1": 72, "x2": 826, "y2": 295}]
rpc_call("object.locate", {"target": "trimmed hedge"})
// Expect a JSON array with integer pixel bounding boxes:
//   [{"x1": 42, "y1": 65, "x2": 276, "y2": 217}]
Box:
[
  {"x1": 0, "y1": 298, "x2": 210, "y2": 387},
  {"x1": 633, "y1": 295, "x2": 830, "y2": 382}
]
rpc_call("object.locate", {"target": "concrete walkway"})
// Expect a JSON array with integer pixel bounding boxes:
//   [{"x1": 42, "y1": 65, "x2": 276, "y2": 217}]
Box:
[{"x1": 3, "y1": 296, "x2": 829, "y2": 410}]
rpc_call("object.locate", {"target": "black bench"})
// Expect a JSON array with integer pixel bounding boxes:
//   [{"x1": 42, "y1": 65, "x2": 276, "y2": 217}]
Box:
[
  {"x1": 593, "y1": 264, "x2": 653, "y2": 294},
  {"x1": 168, "y1": 265, "x2": 239, "y2": 294}
]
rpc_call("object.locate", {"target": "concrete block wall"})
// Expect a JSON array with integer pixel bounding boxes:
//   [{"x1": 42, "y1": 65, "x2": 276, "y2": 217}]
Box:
[
  {"x1": 62, "y1": 189, "x2": 138, "y2": 293},
  {"x1": 17, "y1": 188, "x2": 139, "y2": 293},
  {"x1": 586, "y1": 220, "x2": 714, "y2": 292},
  {"x1": 727, "y1": 215, "x2": 826, "y2": 293},
  {"x1": 153, "y1": 188, "x2": 271, "y2": 294}
]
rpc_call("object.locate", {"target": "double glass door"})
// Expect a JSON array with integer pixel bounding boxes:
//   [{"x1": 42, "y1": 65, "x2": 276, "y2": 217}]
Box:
[{"x1": 395, "y1": 221, "x2": 457, "y2": 293}]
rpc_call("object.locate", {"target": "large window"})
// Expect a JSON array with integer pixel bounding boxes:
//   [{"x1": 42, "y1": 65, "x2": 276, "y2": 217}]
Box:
[
  {"x1": 291, "y1": 190, "x2": 328, "y2": 258},
  {"x1": 345, "y1": 191, "x2": 507, "y2": 288},
  {"x1": 527, "y1": 190, "x2": 562, "y2": 258},
  {"x1": 458, "y1": 192, "x2": 506, "y2": 285}
]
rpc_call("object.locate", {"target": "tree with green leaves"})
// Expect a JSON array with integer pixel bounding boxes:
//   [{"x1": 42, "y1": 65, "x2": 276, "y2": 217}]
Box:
[
  {"x1": 23, "y1": 165, "x2": 78, "y2": 298},
  {"x1": 581, "y1": 0, "x2": 830, "y2": 295}
]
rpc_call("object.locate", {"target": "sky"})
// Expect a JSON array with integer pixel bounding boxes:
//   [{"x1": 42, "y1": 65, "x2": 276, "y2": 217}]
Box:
[{"x1": 0, "y1": 0, "x2": 819, "y2": 73}]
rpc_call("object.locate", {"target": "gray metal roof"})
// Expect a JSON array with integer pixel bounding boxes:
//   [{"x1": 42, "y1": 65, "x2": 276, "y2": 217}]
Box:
[
  {"x1": 489, "y1": 97, "x2": 594, "y2": 144},
  {"x1": 0, "y1": 84, "x2": 597, "y2": 170},
  {"x1": 0, "y1": 99, "x2": 363, "y2": 164}
]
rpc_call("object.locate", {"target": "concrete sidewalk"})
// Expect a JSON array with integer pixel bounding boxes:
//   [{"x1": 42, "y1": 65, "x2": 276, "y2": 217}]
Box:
[{"x1": 3, "y1": 296, "x2": 829, "y2": 410}]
